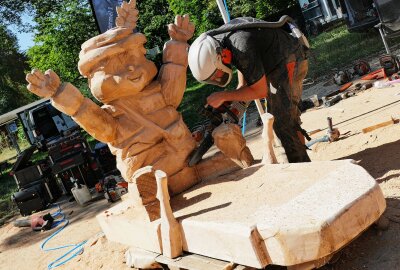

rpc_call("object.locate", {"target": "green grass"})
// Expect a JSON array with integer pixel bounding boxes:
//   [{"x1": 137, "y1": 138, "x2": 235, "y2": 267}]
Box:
[
  {"x1": 307, "y1": 25, "x2": 400, "y2": 78},
  {"x1": 0, "y1": 140, "x2": 31, "y2": 163},
  {"x1": 0, "y1": 140, "x2": 47, "y2": 221},
  {"x1": 0, "y1": 168, "x2": 18, "y2": 223}
]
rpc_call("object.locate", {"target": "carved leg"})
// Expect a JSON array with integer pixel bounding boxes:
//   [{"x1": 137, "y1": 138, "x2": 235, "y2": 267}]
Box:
[
  {"x1": 128, "y1": 166, "x2": 160, "y2": 222},
  {"x1": 127, "y1": 166, "x2": 200, "y2": 221},
  {"x1": 155, "y1": 170, "x2": 183, "y2": 258},
  {"x1": 260, "y1": 113, "x2": 278, "y2": 164},
  {"x1": 212, "y1": 123, "x2": 254, "y2": 168},
  {"x1": 168, "y1": 166, "x2": 201, "y2": 196}
]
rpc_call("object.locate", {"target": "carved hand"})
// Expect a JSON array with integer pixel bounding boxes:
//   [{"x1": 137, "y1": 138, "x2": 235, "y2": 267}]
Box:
[
  {"x1": 26, "y1": 69, "x2": 61, "y2": 98},
  {"x1": 168, "y1": 14, "x2": 195, "y2": 42},
  {"x1": 115, "y1": 0, "x2": 138, "y2": 29}
]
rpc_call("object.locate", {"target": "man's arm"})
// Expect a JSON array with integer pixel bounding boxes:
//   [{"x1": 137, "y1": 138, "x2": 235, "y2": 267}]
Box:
[{"x1": 207, "y1": 74, "x2": 268, "y2": 108}]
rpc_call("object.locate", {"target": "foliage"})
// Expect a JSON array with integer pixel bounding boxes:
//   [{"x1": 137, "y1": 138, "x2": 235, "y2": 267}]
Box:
[
  {"x1": 168, "y1": 0, "x2": 298, "y2": 37},
  {"x1": 137, "y1": 0, "x2": 174, "y2": 49},
  {"x1": 27, "y1": 0, "x2": 98, "y2": 92},
  {"x1": 0, "y1": 26, "x2": 28, "y2": 84},
  {"x1": 229, "y1": 0, "x2": 297, "y2": 18},
  {"x1": 0, "y1": 0, "x2": 32, "y2": 27},
  {"x1": 0, "y1": 169, "x2": 18, "y2": 222},
  {"x1": 0, "y1": 25, "x2": 35, "y2": 114},
  {"x1": 167, "y1": 0, "x2": 222, "y2": 36},
  {"x1": 25, "y1": 0, "x2": 175, "y2": 96}
]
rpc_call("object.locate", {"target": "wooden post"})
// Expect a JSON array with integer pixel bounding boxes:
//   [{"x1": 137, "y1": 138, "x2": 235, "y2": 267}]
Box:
[
  {"x1": 260, "y1": 113, "x2": 277, "y2": 164},
  {"x1": 155, "y1": 170, "x2": 182, "y2": 258}
]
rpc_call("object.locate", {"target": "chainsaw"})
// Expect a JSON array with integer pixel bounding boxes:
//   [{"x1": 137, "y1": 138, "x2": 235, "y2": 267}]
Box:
[{"x1": 188, "y1": 101, "x2": 248, "y2": 166}]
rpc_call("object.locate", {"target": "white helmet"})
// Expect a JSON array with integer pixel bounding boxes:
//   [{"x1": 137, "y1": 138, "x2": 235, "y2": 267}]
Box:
[{"x1": 188, "y1": 33, "x2": 232, "y2": 87}]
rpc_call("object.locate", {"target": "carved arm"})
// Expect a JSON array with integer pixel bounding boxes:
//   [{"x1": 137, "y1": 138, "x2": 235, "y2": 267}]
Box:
[
  {"x1": 158, "y1": 15, "x2": 195, "y2": 108},
  {"x1": 26, "y1": 69, "x2": 118, "y2": 143}
]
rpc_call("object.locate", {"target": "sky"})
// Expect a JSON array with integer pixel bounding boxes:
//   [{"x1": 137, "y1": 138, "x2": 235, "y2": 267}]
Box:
[{"x1": 8, "y1": 13, "x2": 35, "y2": 52}]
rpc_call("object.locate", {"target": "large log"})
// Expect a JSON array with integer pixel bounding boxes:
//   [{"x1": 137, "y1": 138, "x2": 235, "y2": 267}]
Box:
[{"x1": 98, "y1": 160, "x2": 385, "y2": 268}]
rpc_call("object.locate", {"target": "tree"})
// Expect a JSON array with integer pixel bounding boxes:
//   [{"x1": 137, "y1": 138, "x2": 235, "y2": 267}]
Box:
[
  {"x1": 0, "y1": 0, "x2": 32, "y2": 27},
  {"x1": 0, "y1": 26, "x2": 28, "y2": 85},
  {"x1": 0, "y1": 25, "x2": 33, "y2": 114},
  {"x1": 168, "y1": 0, "x2": 298, "y2": 37},
  {"x1": 229, "y1": 0, "x2": 298, "y2": 19},
  {"x1": 26, "y1": 0, "x2": 176, "y2": 93},
  {"x1": 27, "y1": 0, "x2": 98, "y2": 91},
  {"x1": 168, "y1": 0, "x2": 223, "y2": 36},
  {"x1": 137, "y1": 0, "x2": 174, "y2": 50}
]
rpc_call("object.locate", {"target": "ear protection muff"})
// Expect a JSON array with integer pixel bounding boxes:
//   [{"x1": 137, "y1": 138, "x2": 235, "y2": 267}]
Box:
[{"x1": 221, "y1": 48, "x2": 232, "y2": 64}]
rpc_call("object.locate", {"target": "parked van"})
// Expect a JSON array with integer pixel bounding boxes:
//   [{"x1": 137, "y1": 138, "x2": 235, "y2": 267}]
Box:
[
  {"x1": 298, "y1": 0, "x2": 379, "y2": 35},
  {"x1": 17, "y1": 100, "x2": 78, "y2": 149}
]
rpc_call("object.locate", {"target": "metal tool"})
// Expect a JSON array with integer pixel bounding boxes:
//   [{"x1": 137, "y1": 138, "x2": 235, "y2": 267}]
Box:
[{"x1": 188, "y1": 102, "x2": 243, "y2": 166}]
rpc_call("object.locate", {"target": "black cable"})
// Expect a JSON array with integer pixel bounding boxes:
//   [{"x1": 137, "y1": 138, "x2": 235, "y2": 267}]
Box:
[{"x1": 317, "y1": 99, "x2": 400, "y2": 132}]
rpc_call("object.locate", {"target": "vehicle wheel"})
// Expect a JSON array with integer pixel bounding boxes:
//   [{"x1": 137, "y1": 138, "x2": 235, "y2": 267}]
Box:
[{"x1": 307, "y1": 20, "x2": 323, "y2": 36}]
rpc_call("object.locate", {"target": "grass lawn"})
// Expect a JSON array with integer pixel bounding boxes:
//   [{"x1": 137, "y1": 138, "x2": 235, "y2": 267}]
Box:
[
  {"x1": 0, "y1": 169, "x2": 19, "y2": 223},
  {"x1": 307, "y1": 24, "x2": 400, "y2": 78},
  {"x1": 0, "y1": 141, "x2": 48, "y2": 222},
  {"x1": 0, "y1": 141, "x2": 28, "y2": 222}
]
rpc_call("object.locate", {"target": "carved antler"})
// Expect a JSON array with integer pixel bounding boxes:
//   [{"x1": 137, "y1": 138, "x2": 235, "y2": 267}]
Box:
[{"x1": 115, "y1": 0, "x2": 139, "y2": 29}]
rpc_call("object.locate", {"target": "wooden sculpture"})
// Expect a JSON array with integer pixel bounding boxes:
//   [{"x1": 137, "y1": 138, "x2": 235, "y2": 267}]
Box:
[{"x1": 25, "y1": 0, "x2": 253, "y2": 220}]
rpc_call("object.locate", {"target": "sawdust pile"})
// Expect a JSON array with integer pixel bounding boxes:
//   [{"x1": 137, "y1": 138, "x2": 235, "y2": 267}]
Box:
[{"x1": 60, "y1": 234, "x2": 128, "y2": 270}]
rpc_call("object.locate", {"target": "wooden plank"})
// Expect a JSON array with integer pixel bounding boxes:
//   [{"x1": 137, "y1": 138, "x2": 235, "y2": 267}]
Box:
[
  {"x1": 260, "y1": 113, "x2": 278, "y2": 164},
  {"x1": 308, "y1": 129, "x2": 322, "y2": 136},
  {"x1": 100, "y1": 161, "x2": 385, "y2": 268},
  {"x1": 96, "y1": 199, "x2": 162, "y2": 253},
  {"x1": 362, "y1": 118, "x2": 398, "y2": 133},
  {"x1": 179, "y1": 221, "x2": 269, "y2": 268},
  {"x1": 155, "y1": 253, "x2": 237, "y2": 270},
  {"x1": 155, "y1": 170, "x2": 182, "y2": 258}
]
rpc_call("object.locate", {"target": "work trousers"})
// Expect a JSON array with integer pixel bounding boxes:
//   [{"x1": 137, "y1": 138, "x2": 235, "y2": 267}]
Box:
[{"x1": 266, "y1": 50, "x2": 311, "y2": 163}]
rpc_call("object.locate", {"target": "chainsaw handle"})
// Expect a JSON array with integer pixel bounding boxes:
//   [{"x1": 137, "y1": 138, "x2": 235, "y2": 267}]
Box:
[{"x1": 205, "y1": 103, "x2": 239, "y2": 124}]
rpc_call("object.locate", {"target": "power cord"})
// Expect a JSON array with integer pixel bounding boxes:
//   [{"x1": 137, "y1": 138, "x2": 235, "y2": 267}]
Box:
[{"x1": 40, "y1": 204, "x2": 88, "y2": 269}]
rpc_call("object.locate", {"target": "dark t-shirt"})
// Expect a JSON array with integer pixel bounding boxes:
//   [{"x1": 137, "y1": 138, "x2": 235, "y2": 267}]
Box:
[{"x1": 214, "y1": 17, "x2": 300, "y2": 86}]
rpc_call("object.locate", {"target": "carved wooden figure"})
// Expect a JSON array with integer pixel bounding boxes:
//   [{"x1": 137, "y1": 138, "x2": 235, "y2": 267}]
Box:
[{"x1": 25, "y1": 0, "x2": 253, "y2": 220}]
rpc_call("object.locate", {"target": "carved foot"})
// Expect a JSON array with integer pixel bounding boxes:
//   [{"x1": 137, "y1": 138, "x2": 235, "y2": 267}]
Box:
[{"x1": 212, "y1": 123, "x2": 254, "y2": 168}]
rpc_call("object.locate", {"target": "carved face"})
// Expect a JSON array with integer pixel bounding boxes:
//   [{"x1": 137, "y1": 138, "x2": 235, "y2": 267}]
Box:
[{"x1": 89, "y1": 50, "x2": 158, "y2": 103}]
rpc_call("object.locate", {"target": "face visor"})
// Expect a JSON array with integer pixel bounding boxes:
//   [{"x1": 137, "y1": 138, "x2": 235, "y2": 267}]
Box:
[{"x1": 202, "y1": 55, "x2": 232, "y2": 87}]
